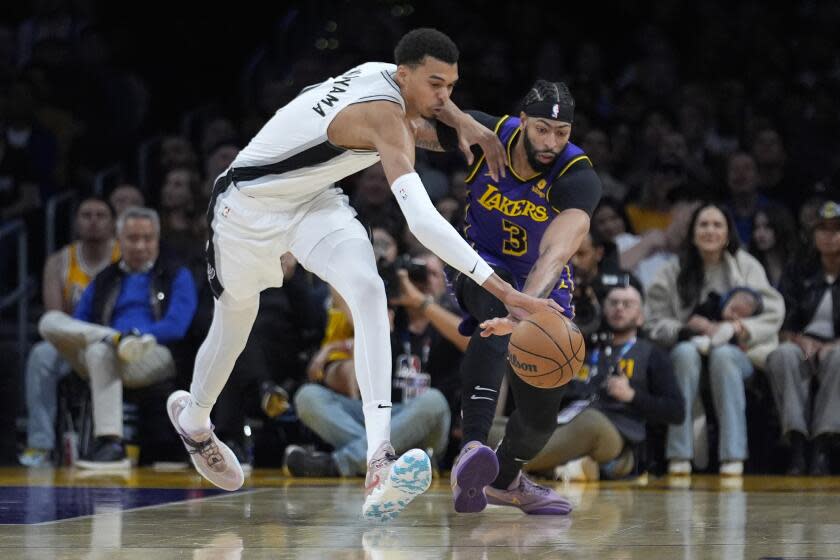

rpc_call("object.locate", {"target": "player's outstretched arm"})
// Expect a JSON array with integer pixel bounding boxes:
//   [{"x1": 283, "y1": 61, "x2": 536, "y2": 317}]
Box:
[
  {"x1": 522, "y1": 209, "x2": 591, "y2": 298},
  {"x1": 436, "y1": 100, "x2": 506, "y2": 181},
  {"x1": 411, "y1": 100, "x2": 506, "y2": 181},
  {"x1": 367, "y1": 104, "x2": 560, "y2": 325}
]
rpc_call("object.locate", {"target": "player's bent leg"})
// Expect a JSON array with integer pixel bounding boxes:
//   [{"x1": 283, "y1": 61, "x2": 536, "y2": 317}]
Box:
[
  {"x1": 485, "y1": 372, "x2": 572, "y2": 515},
  {"x1": 169, "y1": 292, "x2": 259, "y2": 491},
  {"x1": 298, "y1": 225, "x2": 432, "y2": 520}
]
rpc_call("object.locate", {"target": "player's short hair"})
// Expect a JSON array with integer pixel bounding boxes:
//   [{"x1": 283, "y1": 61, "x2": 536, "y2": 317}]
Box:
[
  {"x1": 522, "y1": 80, "x2": 575, "y2": 122},
  {"x1": 394, "y1": 28, "x2": 459, "y2": 67},
  {"x1": 117, "y1": 206, "x2": 160, "y2": 236}
]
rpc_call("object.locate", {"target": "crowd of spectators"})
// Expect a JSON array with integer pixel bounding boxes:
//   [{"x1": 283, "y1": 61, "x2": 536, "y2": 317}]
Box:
[{"x1": 2, "y1": 1, "x2": 840, "y2": 476}]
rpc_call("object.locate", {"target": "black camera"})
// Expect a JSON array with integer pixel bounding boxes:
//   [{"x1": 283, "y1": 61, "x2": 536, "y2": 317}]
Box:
[{"x1": 377, "y1": 255, "x2": 429, "y2": 300}]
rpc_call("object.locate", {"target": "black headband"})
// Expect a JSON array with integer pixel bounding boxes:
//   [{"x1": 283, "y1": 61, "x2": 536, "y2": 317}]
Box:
[{"x1": 524, "y1": 100, "x2": 574, "y2": 123}]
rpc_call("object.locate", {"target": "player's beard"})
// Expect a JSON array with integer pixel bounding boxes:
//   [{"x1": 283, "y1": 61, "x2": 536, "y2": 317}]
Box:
[{"x1": 523, "y1": 130, "x2": 559, "y2": 173}]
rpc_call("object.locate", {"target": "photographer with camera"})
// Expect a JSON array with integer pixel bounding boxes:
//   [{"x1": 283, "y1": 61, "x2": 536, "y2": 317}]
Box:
[
  {"x1": 287, "y1": 231, "x2": 459, "y2": 477},
  {"x1": 515, "y1": 277, "x2": 684, "y2": 482}
]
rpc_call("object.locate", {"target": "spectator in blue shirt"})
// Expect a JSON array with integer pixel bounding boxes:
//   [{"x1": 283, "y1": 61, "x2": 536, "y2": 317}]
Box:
[{"x1": 39, "y1": 207, "x2": 198, "y2": 469}]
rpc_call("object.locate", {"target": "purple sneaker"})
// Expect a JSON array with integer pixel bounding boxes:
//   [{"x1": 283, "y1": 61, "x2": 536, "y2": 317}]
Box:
[
  {"x1": 485, "y1": 471, "x2": 573, "y2": 515},
  {"x1": 450, "y1": 441, "x2": 499, "y2": 513}
]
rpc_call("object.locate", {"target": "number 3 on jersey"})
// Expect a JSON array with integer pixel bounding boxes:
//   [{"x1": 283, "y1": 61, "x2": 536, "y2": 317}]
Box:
[{"x1": 502, "y1": 219, "x2": 527, "y2": 256}]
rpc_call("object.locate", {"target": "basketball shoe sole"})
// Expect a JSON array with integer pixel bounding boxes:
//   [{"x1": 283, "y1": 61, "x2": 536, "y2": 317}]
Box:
[{"x1": 363, "y1": 448, "x2": 431, "y2": 522}]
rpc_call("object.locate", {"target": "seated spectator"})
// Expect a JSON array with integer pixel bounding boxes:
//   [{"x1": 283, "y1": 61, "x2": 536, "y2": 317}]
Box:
[
  {"x1": 570, "y1": 230, "x2": 622, "y2": 338},
  {"x1": 159, "y1": 166, "x2": 206, "y2": 267},
  {"x1": 19, "y1": 197, "x2": 120, "y2": 467},
  {"x1": 689, "y1": 287, "x2": 764, "y2": 354},
  {"x1": 765, "y1": 201, "x2": 840, "y2": 475},
  {"x1": 624, "y1": 158, "x2": 687, "y2": 235},
  {"x1": 798, "y1": 195, "x2": 828, "y2": 249},
  {"x1": 646, "y1": 203, "x2": 784, "y2": 476},
  {"x1": 748, "y1": 204, "x2": 799, "y2": 288},
  {"x1": 201, "y1": 141, "x2": 239, "y2": 199},
  {"x1": 108, "y1": 184, "x2": 145, "y2": 218},
  {"x1": 581, "y1": 128, "x2": 629, "y2": 202},
  {"x1": 725, "y1": 152, "x2": 771, "y2": 244},
  {"x1": 751, "y1": 127, "x2": 796, "y2": 210},
  {"x1": 516, "y1": 280, "x2": 684, "y2": 482},
  {"x1": 37, "y1": 207, "x2": 198, "y2": 469},
  {"x1": 286, "y1": 253, "x2": 460, "y2": 477},
  {"x1": 306, "y1": 287, "x2": 356, "y2": 398},
  {"x1": 148, "y1": 136, "x2": 199, "y2": 195},
  {"x1": 593, "y1": 196, "x2": 697, "y2": 289}
]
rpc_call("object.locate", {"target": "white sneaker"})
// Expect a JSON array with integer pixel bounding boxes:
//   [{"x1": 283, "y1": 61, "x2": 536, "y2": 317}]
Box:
[
  {"x1": 668, "y1": 460, "x2": 692, "y2": 476},
  {"x1": 117, "y1": 333, "x2": 156, "y2": 362},
  {"x1": 719, "y1": 460, "x2": 743, "y2": 477},
  {"x1": 167, "y1": 390, "x2": 244, "y2": 491},
  {"x1": 363, "y1": 442, "x2": 431, "y2": 522},
  {"x1": 554, "y1": 457, "x2": 600, "y2": 483}
]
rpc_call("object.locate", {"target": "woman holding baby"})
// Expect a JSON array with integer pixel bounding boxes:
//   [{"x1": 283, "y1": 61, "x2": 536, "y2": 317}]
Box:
[{"x1": 645, "y1": 203, "x2": 784, "y2": 476}]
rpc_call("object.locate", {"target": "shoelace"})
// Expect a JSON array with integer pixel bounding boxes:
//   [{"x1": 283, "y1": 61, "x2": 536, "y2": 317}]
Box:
[
  {"x1": 182, "y1": 434, "x2": 224, "y2": 467},
  {"x1": 370, "y1": 451, "x2": 398, "y2": 471}
]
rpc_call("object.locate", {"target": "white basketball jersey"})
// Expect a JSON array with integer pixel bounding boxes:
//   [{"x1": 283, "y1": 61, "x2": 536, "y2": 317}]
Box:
[{"x1": 231, "y1": 62, "x2": 405, "y2": 201}]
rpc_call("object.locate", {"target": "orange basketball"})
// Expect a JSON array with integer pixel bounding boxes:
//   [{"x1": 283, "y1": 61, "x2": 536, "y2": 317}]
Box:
[{"x1": 507, "y1": 310, "x2": 585, "y2": 388}]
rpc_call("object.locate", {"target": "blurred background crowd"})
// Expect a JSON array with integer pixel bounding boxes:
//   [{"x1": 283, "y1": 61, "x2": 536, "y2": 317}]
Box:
[{"x1": 1, "y1": 0, "x2": 840, "y2": 479}]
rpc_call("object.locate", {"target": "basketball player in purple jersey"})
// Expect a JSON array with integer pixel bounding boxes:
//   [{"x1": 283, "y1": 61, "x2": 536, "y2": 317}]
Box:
[{"x1": 415, "y1": 80, "x2": 602, "y2": 514}]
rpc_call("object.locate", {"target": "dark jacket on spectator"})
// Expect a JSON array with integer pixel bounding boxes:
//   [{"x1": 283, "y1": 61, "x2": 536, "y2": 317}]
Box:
[
  {"x1": 567, "y1": 338, "x2": 684, "y2": 443},
  {"x1": 777, "y1": 258, "x2": 840, "y2": 337}
]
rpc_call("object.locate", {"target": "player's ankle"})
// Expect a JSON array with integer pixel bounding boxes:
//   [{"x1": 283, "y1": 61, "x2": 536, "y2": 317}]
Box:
[{"x1": 178, "y1": 401, "x2": 212, "y2": 435}]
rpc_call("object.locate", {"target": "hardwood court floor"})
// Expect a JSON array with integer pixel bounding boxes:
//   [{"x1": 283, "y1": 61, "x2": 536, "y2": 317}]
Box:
[{"x1": 1, "y1": 467, "x2": 840, "y2": 559}]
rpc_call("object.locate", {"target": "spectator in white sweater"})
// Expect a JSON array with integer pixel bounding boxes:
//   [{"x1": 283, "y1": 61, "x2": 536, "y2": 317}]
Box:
[{"x1": 645, "y1": 202, "x2": 784, "y2": 477}]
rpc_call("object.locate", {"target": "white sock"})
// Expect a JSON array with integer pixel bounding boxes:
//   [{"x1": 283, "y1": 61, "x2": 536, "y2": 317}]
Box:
[
  {"x1": 363, "y1": 402, "x2": 392, "y2": 462},
  {"x1": 178, "y1": 397, "x2": 213, "y2": 435},
  {"x1": 182, "y1": 293, "x2": 259, "y2": 436}
]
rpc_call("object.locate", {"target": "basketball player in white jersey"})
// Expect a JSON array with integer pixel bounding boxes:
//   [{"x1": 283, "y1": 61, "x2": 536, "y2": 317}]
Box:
[{"x1": 166, "y1": 28, "x2": 560, "y2": 521}]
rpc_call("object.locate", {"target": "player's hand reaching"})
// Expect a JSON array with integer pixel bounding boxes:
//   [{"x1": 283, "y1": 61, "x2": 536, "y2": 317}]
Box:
[
  {"x1": 503, "y1": 289, "x2": 563, "y2": 319},
  {"x1": 479, "y1": 291, "x2": 564, "y2": 337},
  {"x1": 456, "y1": 115, "x2": 507, "y2": 181},
  {"x1": 479, "y1": 316, "x2": 515, "y2": 337}
]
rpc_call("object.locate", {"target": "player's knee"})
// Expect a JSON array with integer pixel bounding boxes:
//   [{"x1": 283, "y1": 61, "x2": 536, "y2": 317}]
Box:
[
  {"x1": 415, "y1": 388, "x2": 448, "y2": 420},
  {"x1": 345, "y1": 267, "x2": 386, "y2": 304}
]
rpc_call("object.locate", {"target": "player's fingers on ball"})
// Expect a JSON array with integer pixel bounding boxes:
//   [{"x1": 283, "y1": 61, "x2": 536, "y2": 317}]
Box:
[{"x1": 547, "y1": 299, "x2": 565, "y2": 312}]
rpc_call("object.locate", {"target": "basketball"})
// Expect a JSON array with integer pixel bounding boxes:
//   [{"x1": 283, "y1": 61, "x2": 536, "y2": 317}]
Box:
[{"x1": 507, "y1": 310, "x2": 585, "y2": 388}]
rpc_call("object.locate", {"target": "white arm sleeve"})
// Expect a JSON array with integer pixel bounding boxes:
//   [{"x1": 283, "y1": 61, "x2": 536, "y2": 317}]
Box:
[{"x1": 391, "y1": 172, "x2": 494, "y2": 284}]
